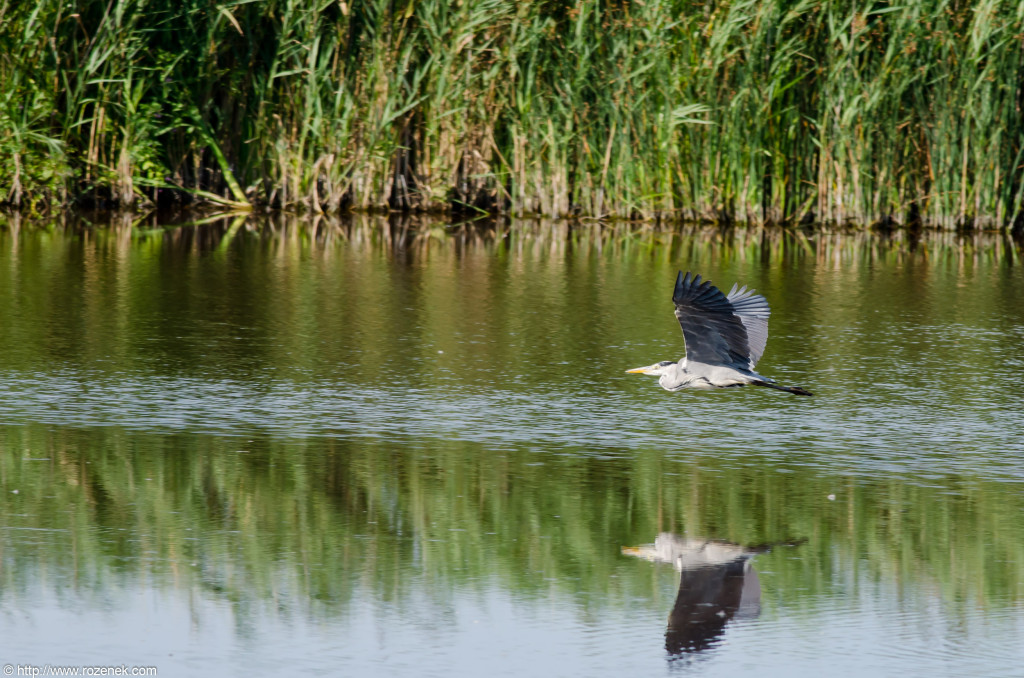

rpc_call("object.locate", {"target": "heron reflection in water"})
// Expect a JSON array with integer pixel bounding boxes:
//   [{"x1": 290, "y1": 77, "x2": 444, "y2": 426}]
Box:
[
  {"x1": 623, "y1": 533, "x2": 782, "y2": 657},
  {"x1": 627, "y1": 271, "x2": 812, "y2": 396}
]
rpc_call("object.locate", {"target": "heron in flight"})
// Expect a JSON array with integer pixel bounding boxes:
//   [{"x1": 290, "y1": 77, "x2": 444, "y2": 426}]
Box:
[{"x1": 627, "y1": 271, "x2": 812, "y2": 396}]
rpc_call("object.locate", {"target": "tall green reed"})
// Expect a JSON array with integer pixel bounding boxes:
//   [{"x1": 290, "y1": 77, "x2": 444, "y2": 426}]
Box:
[{"x1": 1, "y1": 0, "x2": 1022, "y2": 228}]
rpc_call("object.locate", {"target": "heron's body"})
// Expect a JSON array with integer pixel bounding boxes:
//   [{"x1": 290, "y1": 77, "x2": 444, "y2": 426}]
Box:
[
  {"x1": 628, "y1": 271, "x2": 812, "y2": 396},
  {"x1": 652, "y1": 358, "x2": 763, "y2": 391}
]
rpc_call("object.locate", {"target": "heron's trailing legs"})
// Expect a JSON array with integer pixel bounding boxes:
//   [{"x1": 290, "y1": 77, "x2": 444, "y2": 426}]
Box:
[{"x1": 751, "y1": 380, "x2": 813, "y2": 396}]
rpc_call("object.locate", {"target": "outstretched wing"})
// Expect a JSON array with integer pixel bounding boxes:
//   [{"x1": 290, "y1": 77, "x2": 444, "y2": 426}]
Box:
[{"x1": 672, "y1": 271, "x2": 771, "y2": 369}]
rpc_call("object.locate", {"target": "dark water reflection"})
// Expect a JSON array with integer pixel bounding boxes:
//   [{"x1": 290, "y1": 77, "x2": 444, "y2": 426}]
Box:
[{"x1": 1, "y1": 213, "x2": 1023, "y2": 676}]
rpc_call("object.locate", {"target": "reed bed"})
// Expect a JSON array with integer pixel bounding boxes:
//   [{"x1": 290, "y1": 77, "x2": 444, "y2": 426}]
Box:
[{"x1": 2, "y1": 0, "x2": 1023, "y2": 228}]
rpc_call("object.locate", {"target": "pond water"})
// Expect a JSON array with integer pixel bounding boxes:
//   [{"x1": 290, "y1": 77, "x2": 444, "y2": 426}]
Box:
[{"x1": 1, "y1": 213, "x2": 1023, "y2": 677}]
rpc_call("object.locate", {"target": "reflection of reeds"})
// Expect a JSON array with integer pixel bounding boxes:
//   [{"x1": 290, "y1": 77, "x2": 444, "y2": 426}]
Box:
[
  {"x1": 3, "y1": 212, "x2": 1023, "y2": 266},
  {"x1": 0, "y1": 426, "x2": 1021, "y2": 617},
  {"x1": 2, "y1": 2, "x2": 1023, "y2": 228}
]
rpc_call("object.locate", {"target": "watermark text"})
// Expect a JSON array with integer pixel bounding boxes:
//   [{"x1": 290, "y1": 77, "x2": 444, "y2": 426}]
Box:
[{"x1": 4, "y1": 665, "x2": 157, "y2": 677}]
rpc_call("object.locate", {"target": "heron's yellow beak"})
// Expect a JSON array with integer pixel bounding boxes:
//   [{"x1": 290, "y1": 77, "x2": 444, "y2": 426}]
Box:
[{"x1": 626, "y1": 366, "x2": 653, "y2": 374}]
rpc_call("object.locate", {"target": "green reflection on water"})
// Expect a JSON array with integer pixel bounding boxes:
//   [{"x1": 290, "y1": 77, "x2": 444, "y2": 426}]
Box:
[
  {"x1": 1, "y1": 425, "x2": 1022, "y2": 619},
  {"x1": 1, "y1": 212, "x2": 1023, "y2": 638}
]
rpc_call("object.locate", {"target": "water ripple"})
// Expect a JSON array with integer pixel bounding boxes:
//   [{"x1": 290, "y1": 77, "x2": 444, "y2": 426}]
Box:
[{"x1": 2, "y1": 368, "x2": 1022, "y2": 483}]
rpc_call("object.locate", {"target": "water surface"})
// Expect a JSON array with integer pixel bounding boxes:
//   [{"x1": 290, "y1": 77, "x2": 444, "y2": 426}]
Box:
[{"x1": 1, "y1": 214, "x2": 1022, "y2": 676}]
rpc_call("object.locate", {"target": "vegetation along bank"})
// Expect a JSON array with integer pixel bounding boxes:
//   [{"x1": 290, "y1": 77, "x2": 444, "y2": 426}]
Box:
[{"x1": 2, "y1": 0, "x2": 1024, "y2": 229}]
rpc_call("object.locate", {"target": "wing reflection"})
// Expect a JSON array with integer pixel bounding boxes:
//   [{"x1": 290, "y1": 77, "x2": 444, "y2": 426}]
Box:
[{"x1": 623, "y1": 533, "x2": 768, "y2": 656}]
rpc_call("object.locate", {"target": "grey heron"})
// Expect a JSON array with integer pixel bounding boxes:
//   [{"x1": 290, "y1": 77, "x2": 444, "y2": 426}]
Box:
[{"x1": 627, "y1": 271, "x2": 812, "y2": 396}]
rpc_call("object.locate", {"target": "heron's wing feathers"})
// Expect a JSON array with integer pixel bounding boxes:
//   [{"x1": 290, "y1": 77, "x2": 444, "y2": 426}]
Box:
[
  {"x1": 725, "y1": 283, "x2": 770, "y2": 366},
  {"x1": 672, "y1": 272, "x2": 771, "y2": 368}
]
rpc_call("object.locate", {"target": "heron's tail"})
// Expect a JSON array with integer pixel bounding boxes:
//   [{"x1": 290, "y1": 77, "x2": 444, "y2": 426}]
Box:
[{"x1": 752, "y1": 380, "x2": 813, "y2": 396}]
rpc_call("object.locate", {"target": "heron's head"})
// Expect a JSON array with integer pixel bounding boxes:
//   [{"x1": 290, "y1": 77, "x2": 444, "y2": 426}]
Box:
[{"x1": 626, "y1": 360, "x2": 677, "y2": 377}]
